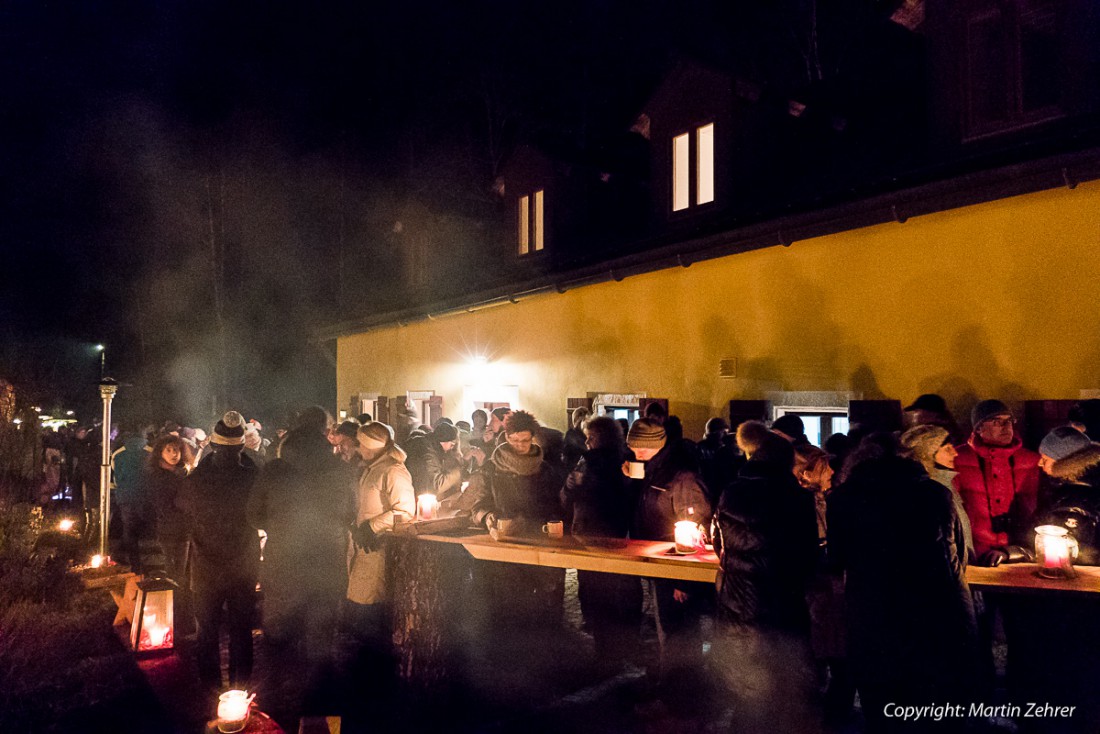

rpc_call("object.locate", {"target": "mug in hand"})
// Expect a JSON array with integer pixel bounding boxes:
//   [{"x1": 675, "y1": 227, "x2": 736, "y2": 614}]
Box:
[
  {"x1": 542, "y1": 520, "x2": 564, "y2": 539},
  {"x1": 627, "y1": 461, "x2": 645, "y2": 479}
]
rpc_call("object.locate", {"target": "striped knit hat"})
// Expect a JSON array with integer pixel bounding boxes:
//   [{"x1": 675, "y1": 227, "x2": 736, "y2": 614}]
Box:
[
  {"x1": 211, "y1": 411, "x2": 246, "y2": 446},
  {"x1": 627, "y1": 418, "x2": 666, "y2": 451}
]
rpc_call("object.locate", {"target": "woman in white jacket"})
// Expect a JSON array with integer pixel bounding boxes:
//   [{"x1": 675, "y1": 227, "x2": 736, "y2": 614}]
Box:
[{"x1": 347, "y1": 422, "x2": 415, "y2": 628}]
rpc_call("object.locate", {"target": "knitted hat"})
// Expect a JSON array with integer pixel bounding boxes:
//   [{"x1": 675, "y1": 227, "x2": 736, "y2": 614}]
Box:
[
  {"x1": 357, "y1": 421, "x2": 394, "y2": 450},
  {"x1": 433, "y1": 422, "x2": 458, "y2": 443},
  {"x1": 626, "y1": 418, "x2": 666, "y2": 451},
  {"x1": 900, "y1": 424, "x2": 951, "y2": 468},
  {"x1": 904, "y1": 394, "x2": 948, "y2": 414},
  {"x1": 211, "y1": 411, "x2": 246, "y2": 446},
  {"x1": 1039, "y1": 426, "x2": 1092, "y2": 461},
  {"x1": 971, "y1": 399, "x2": 1012, "y2": 429}
]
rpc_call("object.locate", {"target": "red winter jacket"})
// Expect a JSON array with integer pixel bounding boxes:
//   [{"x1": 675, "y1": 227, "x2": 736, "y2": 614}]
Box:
[{"x1": 954, "y1": 435, "x2": 1040, "y2": 557}]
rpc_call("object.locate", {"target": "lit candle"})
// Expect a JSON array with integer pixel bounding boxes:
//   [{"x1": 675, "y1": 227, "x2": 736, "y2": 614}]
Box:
[
  {"x1": 217, "y1": 690, "x2": 252, "y2": 733},
  {"x1": 58, "y1": 518, "x2": 75, "y2": 532},
  {"x1": 417, "y1": 494, "x2": 438, "y2": 521},
  {"x1": 674, "y1": 521, "x2": 702, "y2": 553},
  {"x1": 1043, "y1": 535, "x2": 1069, "y2": 569},
  {"x1": 90, "y1": 554, "x2": 104, "y2": 568}
]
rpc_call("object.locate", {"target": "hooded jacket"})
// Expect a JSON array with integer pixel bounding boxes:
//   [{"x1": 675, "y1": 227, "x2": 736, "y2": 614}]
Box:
[
  {"x1": 954, "y1": 434, "x2": 1040, "y2": 556},
  {"x1": 715, "y1": 459, "x2": 819, "y2": 631},
  {"x1": 347, "y1": 444, "x2": 415, "y2": 605},
  {"x1": 1039, "y1": 443, "x2": 1100, "y2": 565}
]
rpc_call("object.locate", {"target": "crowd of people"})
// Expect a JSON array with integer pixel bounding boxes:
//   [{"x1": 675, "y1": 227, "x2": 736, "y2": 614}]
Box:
[{"x1": 42, "y1": 394, "x2": 1100, "y2": 732}]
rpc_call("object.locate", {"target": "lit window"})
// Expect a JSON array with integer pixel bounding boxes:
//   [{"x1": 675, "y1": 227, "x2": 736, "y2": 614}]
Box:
[
  {"x1": 533, "y1": 190, "x2": 544, "y2": 251},
  {"x1": 672, "y1": 133, "x2": 690, "y2": 211},
  {"x1": 696, "y1": 123, "x2": 714, "y2": 205},
  {"x1": 671, "y1": 123, "x2": 714, "y2": 212},
  {"x1": 517, "y1": 189, "x2": 545, "y2": 256},
  {"x1": 518, "y1": 195, "x2": 530, "y2": 255}
]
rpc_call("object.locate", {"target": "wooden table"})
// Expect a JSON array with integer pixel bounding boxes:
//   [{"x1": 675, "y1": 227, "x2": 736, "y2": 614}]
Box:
[
  {"x1": 79, "y1": 567, "x2": 140, "y2": 626},
  {"x1": 419, "y1": 532, "x2": 1100, "y2": 594},
  {"x1": 418, "y1": 532, "x2": 720, "y2": 583}
]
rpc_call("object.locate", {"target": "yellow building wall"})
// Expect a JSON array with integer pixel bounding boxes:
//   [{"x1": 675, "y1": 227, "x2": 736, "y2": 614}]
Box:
[{"x1": 338, "y1": 181, "x2": 1100, "y2": 437}]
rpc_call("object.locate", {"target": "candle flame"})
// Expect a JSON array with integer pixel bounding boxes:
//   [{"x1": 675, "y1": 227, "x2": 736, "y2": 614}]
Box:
[
  {"x1": 58, "y1": 519, "x2": 75, "y2": 532},
  {"x1": 90, "y1": 554, "x2": 104, "y2": 568}
]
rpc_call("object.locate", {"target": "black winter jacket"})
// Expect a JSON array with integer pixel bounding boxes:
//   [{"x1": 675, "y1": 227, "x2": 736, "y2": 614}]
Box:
[
  {"x1": 178, "y1": 449, "x2": 259, "y2": 576},
  {"x1": 630, "y1": 445, "x2": 711, "y2": 542},
  {"x1": 715, "y1": 460, "x2": 819, "y2": 631},
  {"x1": 1041, "y1": 443, "x2": 1100, "y2": 565},
  {"x1": 561, "y1": 445, "x2": 634, "y2": 538}
]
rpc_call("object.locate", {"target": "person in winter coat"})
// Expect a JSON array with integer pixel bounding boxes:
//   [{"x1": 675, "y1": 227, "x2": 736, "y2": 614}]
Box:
[
  {"x1": 142, "y1": 434, "x2": 193, "y2": 630},
  {"x1": 627, "y1": 417, "x2": 711, "y2": 706},
  {"x1": 1037, "y1": 427, "x2": 1100, "y2": 564},
  {"x1": 467, "y1": 410, "x2": 565, "y2": 627},
  {"x1": 405, "y1": 421, "x2": 466, "y2": 509},
  {"x1": 560, "y1": 416, "x2": 641, "y2": 671},
  {"x1": 900, "y1": 424, "x2": 974, "y2": 561},
  {"x1": 562, "y1": 406, "x2": 590, "y2": 471},
  {"x1": 713, "y1": 425, "x2": 822, "y2": 734},
  {"x1": 178, "y1": 411, "x2": 260, "y2": 690},
  {"x1": 112, "y1": 424, "x2": 150, "y2": 570},
  {"x1": 828, "y1": 433, "x2": 979, "y2": 733},
  {"x1": 248, "y1": 426, "x2": 356, "y2": 706},
  {"x1": 697, "y1": 417, "x2": 744, "y2": 511},
  {"x1": 347, "y1": 422, "x2": 414, "y2": 615},
  {"x1": 955, "y1": 399, "x2": 1040, "y2": 564}
]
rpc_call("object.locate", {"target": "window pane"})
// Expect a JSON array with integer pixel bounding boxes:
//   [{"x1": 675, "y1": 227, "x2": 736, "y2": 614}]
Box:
[
  {"x1": 831, "y1": 416, "x2": 850, "y2": 438},
  {"x1": 518, "y1": 195, "x2": 529, "y2": 255},
  {"x1": 802, "y1": 416, "x2": 823, "y2": 447},
  {"x1": 696, "y1": 123, "x2": 714, "y2": 205},
  {"x1": 533, "y1": 190, "x2": 544, "y2": 251},
  {"x1": 672, "y1": 132, "x2": 689, "y2": 211}
]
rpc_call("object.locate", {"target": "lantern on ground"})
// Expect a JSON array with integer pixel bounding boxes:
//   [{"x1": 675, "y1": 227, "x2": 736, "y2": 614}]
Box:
[
  {"x1": 130, "y1": 576, "x2": 178, "y2": 653},
  {"x1": 217, "y1": 689, "x2": 254, "y2": 733},
  {"x1": 1035, "y1": 525, "x2": 1078, "y2": 579}
]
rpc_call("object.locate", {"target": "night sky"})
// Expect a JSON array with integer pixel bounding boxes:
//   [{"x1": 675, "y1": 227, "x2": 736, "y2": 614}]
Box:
[{"x1": 0, "y1": 1, "x2": 900, "y2": 423}]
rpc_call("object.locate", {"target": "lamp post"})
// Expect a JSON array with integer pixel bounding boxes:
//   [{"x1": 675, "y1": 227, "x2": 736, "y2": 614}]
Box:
[
  {"x1": 98, "y1": 378, "x2": 118, "y2": 559},
  {"x1": 95, "y1": 344, "x2": 106, "y2": 380}
]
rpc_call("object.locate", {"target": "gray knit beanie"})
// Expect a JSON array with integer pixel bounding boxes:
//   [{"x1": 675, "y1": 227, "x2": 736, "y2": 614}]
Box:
[
  {"x1": 1039, "y1": 426, "x2": 1092, "y2": 461},
  {"x1": 900, "y1": 424, "x2": 951, "y2": 469},
  {"x1": 627, "y1": 418, "x2": 666, "y2": 451}
]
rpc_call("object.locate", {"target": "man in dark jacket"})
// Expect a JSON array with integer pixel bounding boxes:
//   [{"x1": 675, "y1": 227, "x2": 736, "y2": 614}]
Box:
[
  {"x1": 627, "y1": 418, "x2": 711, "y2": 705},
  {"x1": 468, "y1": 410, "x2": 564, "y2": 627},
  {"x1": 713, "y1": 424, "x2": 821, "y2": 734},
  {"x1": 248, "y1": 427, "x2": 355, "y2": 709},
  {"x1": 828, "y1": 433, "x2": 978, "y2": 733},
  {"x1": 406, "y1": 421, "x2": 466, "y2": 509},
  {"x1": 561, "y1": 416, "x2": 641, "y2": 672},
  {"x1": 179, "y1": 411, "x2": 260, "y2": 690}
]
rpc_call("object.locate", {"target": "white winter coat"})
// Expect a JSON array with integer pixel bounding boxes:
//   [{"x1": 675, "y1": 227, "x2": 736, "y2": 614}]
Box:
[{"x1": 346, "y1": 445, "x2": 415, "y2": 605}]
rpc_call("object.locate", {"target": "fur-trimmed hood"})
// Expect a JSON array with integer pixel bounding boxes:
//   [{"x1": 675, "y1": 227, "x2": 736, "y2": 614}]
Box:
[{"x1": 1050, "y1": 443, "x2": 1100, "y2": 483}]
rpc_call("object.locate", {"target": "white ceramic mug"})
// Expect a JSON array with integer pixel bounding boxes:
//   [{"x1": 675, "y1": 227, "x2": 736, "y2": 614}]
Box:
[
  {"x1": 627, "y1": 461, "x2": 645, "y2": 479},
  {"x1": 542, "y1": 520, "x2": 564, "y2": 539}
]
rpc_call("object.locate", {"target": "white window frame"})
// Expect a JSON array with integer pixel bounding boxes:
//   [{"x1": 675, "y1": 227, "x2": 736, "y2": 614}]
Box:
[
  {"x1": 518, "y1": 189, "x2": 545, "y2": 256},
  {"x1": 671, "y1": 122, "x2": 715, "y2": 212}
]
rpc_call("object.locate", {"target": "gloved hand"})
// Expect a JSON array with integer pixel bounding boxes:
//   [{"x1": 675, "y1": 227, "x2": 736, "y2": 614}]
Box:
[
  {"x1": 484, "y1": 512, "x2": 496, "y2": 530},
  {"x1": 1004, "y1": 544, "x2": 1035, "y2": 563},
  {"x1": 354, "y1": 520, "x2": 379, "y2": 552},
  {"x1": 979, "y1": 548, "x2": 1009, "y2": 567}
]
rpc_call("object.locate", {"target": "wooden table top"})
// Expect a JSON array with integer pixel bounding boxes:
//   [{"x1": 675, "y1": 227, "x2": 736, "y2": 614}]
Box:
[{"x1": 416, "y1": 532, "x2": 1100, "y2": 594}]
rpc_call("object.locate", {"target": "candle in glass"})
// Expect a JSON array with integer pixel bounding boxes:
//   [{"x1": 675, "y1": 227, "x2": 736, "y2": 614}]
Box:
[
  {"x1": 417, "y1": 494, "x2": 438, "y2": 521},
  {"x1": 674, "y1": 521, "x2": 702, "y2": 553}
]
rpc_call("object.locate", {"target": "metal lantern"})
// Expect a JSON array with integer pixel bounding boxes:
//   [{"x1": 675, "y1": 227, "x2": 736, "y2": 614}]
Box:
[{"x1": 130, "y1": 576, "x2": 178, "y2": 653}]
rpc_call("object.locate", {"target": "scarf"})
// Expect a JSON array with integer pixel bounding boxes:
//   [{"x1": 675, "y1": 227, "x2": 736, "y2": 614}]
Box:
[{"x1": 491, "y1": 442, "x2": 543, "y2": 476}]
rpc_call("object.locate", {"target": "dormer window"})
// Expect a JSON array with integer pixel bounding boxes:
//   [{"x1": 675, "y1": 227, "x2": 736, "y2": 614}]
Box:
[
  {"x1": 518, "y1": 189, "x2": 545, "y2": 255},
  {"x1": 672, "y1": 122, "x2": 714, "y2": 212}
]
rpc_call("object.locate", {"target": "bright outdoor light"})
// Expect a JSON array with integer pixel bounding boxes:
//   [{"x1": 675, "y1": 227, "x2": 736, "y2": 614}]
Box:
[
  {"x1": 58, "y1": 519, "x2": 76, "y2": 532},
  {"x1": 95, "y1": 344, "x2": 105, "y2": 352}
]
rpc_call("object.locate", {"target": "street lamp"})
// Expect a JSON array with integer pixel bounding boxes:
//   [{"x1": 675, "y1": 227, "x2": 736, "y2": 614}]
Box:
[
  {"x1": 97, "y1": 378, "x2": 118, "y2": 560},
  {"x1": 95, "y1": 344, "x2": 106, "y2": 380}
]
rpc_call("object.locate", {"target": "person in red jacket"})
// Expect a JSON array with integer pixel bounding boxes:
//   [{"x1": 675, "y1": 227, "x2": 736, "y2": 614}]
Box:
[{"x1": 955, "y1": 399, "x2": 1040, "y2": 565}]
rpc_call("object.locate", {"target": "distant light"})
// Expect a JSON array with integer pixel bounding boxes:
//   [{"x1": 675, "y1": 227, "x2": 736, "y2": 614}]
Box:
[
  {"x1": 58, "y1": 519, "x2": 75, "y2": 532},
  {"x1": 66, "y1": 410, "x2": 75, "y2": 416},
  {"x1": 12, "y1": 418, "x2": 21, "y2": 425},
  {"x1": 95, "y1": 344, "x2": 105, "y2": 352},
  {"x1": 90, "y1": 554, "x2": 104, "y2": 568},
  {"x1": 32, "y1": 406, "x2": 41, "y2": 412},
  {"x1": 338, "y1": 410, "x2": 348, "y2": 420}
]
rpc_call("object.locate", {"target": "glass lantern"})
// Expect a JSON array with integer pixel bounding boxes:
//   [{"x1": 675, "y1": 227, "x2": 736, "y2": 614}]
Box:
[
  {"x1": 130, "y1": 576, "x2": 178, "y2": 653},
  {"x1": 674, "y1": 521, "x2": 705, "y2": 554},
  {"x1": 417, "y1": 493, "x2": 439, "y2": 521},
  {"x1": 1034, "y1": 525, "x2": 1078, "y2": 580},
  {"x1": 216, "y1": 689, "x2": 253, "y2": 733}
]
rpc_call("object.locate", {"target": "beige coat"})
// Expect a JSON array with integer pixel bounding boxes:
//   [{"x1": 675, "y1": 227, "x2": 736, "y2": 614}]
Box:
[{"x1": 347, "y1": 445, "x2": 415, "y2": 605}]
